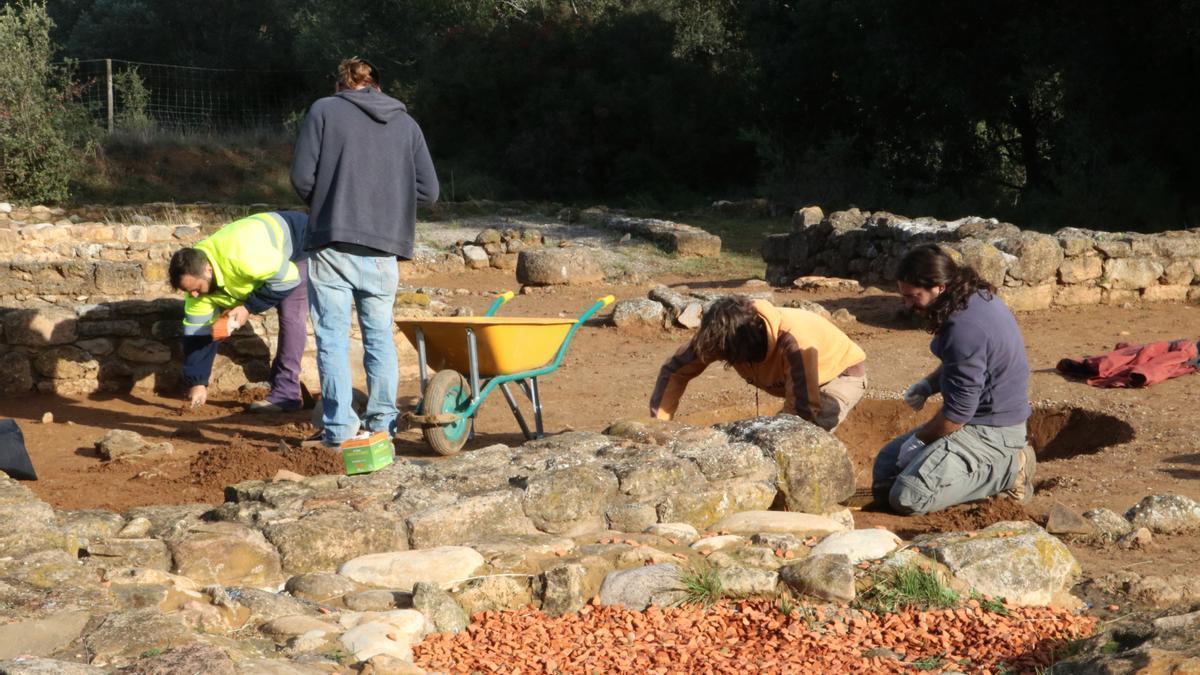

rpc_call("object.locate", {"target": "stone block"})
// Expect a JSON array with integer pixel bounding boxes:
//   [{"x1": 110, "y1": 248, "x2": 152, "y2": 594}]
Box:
[
  {"x1": 1095, "y1": 239, "x2": 1132, "y2": 258},
  {"x1": 94, "y1": 263, "x2": 143, "y2": 293},
  {"x1": 1162, "y1": 260, "x2": 1195, "y2": 286},
  {"x1": 3, "y1": 308, "x2": 78, "y2": 346},
  {"x1": 0, "y1": 352, "x2": 34, "y2": 396},
  {"x1": 1057, "y1": 255, "x2": 1103, "y2": 283},
  {"x1": 118, "y1": 338, "x2": 172, "y2": 363},
  {"x1": 1103, "y1": 258, "x2": 1164, "y2": 290},
  {"x1": 1053, "y1": 286, "x2": 1102, "y2": 307},
  {"x1": 1103, "y1": 289, "x2": 1140, "y2": 305},
  {"x1": 1142, "y1": 285, "x2": 1190, "y2": 303},
  {"x1": 999, "y1": 284, "x2": 1054, "y2": 312},
  {"x1": 996, "y1": 232, "x2": 1063, "y2": 283},
  {"x1": 516, "y1": 248, "x2": 603, "y2": 286}
]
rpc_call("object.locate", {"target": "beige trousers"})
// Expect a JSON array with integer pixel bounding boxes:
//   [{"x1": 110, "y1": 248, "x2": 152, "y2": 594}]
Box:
[{"x1": 814, "y1": 373, "x2": 867, "y2": 431}]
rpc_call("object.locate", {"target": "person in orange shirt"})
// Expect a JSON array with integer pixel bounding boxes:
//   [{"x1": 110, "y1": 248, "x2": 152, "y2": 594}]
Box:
[{"x1": 649, "y1": 296, "x2": 867, "y2": 430}]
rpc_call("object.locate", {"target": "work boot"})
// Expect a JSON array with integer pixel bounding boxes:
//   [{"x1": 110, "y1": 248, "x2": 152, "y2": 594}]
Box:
[{"x1": 1005, "y1": 445, "x2": 1036, "y2": 503}]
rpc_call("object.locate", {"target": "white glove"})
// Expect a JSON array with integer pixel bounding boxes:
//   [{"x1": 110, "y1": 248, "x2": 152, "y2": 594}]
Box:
[
  {"x1": 896, "y1": 433, "x2": 926, "y2": 469},
  {"x1": 903, "y1": 380, "x2": 934, "y2": 411}
]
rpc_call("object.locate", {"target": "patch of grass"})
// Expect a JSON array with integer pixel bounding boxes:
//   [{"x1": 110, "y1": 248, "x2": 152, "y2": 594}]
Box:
[
  {"x1": 778, "y1": 595, "x2": 794, "y2": 616},
  {"x1": 912, "y1": 654, "x2": 945, "y2": 671},
  {"x1": 854, "y1": 565, "x2": 960, "y2": 614},
  {"x1": 140, "y1": 647, "x2": 163, "y2": 658},
  {"x1": 678, "y1": 564, "x2": 723, "y2": 607},
  {"x1": 323, "y1": 648, "x2": 349, "y2": 664},
  {"x1": 971, "y1": 589, "x2": 1010, "y2": 615},
  {"x1": 1101, "y1": 640, "x2": 1120, "y2": 654}
]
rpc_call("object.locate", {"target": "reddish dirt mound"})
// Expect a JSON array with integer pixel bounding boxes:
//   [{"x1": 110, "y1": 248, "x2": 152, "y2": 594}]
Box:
[
  {"x1": 182, "y1": 437, "x2": 344, "y2": 489},
  {"x1": 414, "y1": 598, "x2": 1095, "y2": 674},
  {"x1": 855, "y1": 498, "x2": 1034, "y2": 540}
]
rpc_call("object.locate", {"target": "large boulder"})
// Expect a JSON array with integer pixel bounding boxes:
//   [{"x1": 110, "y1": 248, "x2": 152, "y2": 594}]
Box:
[
  {"x1": 779, "y1": 554, "x2": 856, "y2": 603},
  {"x1": 170, "y1": 522, "x2": 283, "y2": 587},
  {"x1": 610, "y1": 299, "x2": 665, "y2": 330},
  {"x1": 723, "y1": 416, "x2": 854, "y2": 513},
  {"x1": 598, "y1": 563, "x2": 686, "y2": 610},
  {"x1": 94, "y1": 429, "x2": 174, "y2": 462},
  {"x1": 406, "y1": 490, "x2": 538, "y2": 548},
  {"x1": 0, "y1": 474, "x2": 71, "y2": 558},
  {"x1": 710, "y1": 511, "x2": 847, "y2": 538},
  {"x1": 338, "y1": 546, "x2": 485, "y2": 592},
  {"x1": 953, "y1": 239, "x2": 1009, "y2": 287},
  {"x1": 1125, "y1": 494, "x2": 1200, "y2": 534},
  {"x1": 1051, "y1": 609, "x2": 1200, "y2": 674},
  {"x1": 522, "y1": 466, "x2": 619, "y2": 536},
  {"x1": 0, "y1": 610, "x2": 91, "y2": 660},
  {"x1": 996, "y1": 232, "x2": 1064, "y2": 283},
  {"x1": 1103, "y1": 258, "x2": 1164, "y2": 290},
  {"x1": 915, "y1": 521, "x2": 1081, "y2": 606},
  {"x1": 32, "y1": 345, "x2": 98, "y2": 380},
  {"x1": 452, "y1": 574, "x2": 534, "y2": 614},
  {"x1": 85, "y1": 538, "x2": 172, "y2": 571},
  {"x1": 82, "y1": 609, "x2": 196, "y2": 667},
  {"x1": 263, "y1": 508, "x2": 409, "y2": 574},
  {"x1": 339, "y1": 609, "x2": 425, "y2": 662},
  {"x1": 810, "y1": 529, "x2": 902, "y2": 564},
  {"x1": 516, "y1": 248, "x2": 603, "y2": 286},
  {"x1": 538, "y1": 562, "x2": 605, "y2": 617}
]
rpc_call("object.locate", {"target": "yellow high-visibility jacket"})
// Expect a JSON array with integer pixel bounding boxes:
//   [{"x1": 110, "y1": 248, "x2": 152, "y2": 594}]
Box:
[{"x1": 182, "y1": 212, "x2": 302, "y2": 337}]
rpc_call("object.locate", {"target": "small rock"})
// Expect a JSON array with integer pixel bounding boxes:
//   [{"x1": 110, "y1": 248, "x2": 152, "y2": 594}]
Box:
[
  {"x1": 1045, "y1": 503, "x2": 1094, "y2": 536},
  {"x1": 117, "y1": 516, "x2": 153, "y2": 538},
  {"x1": 690, "y1": 535, "x2": 745, "y2": 554},
  {"x1": 676, "y1": 302, "x2": 703, "y2": 329},
  {"x1": 273, "y1": 469, "x2": 306, "y2": 482},
  {"x1": 41, "y1": 412, "x2": 53, "y2": 424},
  {"x1": 413, "y1": 581, "x2": 469, "y2": 633},
  {"x1": 809, "y1": 529, "x2": 901, "y2": 564},
  {"x1": 645, "y1": 523, "x2": 700, "y2": 545},
  {"x1": 1118, "y1": 527, "x2": 1154, "y2": 550},
  {"x1": 1083, "y1": 507, "x2": 1133, "y2": 541}
]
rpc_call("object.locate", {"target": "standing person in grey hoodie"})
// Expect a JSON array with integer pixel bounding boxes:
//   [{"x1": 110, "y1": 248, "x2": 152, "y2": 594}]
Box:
[{"x1": 290, "y1": 57, "x2": 439, "y2": 447}]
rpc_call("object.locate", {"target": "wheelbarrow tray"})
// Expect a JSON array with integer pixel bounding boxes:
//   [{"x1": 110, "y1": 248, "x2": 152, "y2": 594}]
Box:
[{"x1": 396, "y1": 317, "x2": 576, "y2": 377}]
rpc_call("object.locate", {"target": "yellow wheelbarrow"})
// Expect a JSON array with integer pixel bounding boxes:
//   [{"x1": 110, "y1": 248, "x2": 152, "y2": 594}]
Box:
[{"x1": 396, "y1": 292, "x2": 614, "y2": 455}]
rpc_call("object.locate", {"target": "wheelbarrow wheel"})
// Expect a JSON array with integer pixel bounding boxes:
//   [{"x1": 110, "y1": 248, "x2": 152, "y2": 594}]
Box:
[{"x1": 421, "y1": 369, "x2": 472, "y2": 456}]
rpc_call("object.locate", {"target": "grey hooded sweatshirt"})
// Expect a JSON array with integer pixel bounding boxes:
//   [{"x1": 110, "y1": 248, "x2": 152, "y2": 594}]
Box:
[{"x1": 290, "y1": 88, "x2": 439, "y2": 259}]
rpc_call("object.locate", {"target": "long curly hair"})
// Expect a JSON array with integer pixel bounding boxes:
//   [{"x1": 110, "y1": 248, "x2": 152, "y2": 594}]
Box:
[
  {"x1": 694, "y1": 296, "x2": 769, "y2": 364},
  {"x1": 897, "y1": 244, "x2": 996, "y2": 333}
]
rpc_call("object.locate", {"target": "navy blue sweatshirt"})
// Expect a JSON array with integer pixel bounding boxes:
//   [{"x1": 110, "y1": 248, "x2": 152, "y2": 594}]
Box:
[
  {"x1": 290, "y1": 87, "x2": 439, "y2": 259},
  {"x1": 931, "y1": 291, "x2": 1031, "y2": 426}
]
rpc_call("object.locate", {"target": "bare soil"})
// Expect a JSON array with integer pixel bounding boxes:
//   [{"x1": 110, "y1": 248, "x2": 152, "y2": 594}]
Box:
[{"x1": 6, "y1": 267, "x2": 1200, "y2": 585}]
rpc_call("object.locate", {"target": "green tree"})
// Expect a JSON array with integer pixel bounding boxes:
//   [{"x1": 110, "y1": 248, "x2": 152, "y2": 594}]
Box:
[{"x1": 0, "y1": 1, "x2": 94, "y2": 202}]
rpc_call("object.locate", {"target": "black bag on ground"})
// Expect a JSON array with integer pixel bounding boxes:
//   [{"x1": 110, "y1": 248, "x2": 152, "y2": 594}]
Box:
[{"x1": 0, "y1": 419, "x2": 36, "y2": 480}]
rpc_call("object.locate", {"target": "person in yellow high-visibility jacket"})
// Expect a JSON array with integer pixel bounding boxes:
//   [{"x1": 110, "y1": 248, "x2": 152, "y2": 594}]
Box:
[{"x1": 169, "y1": 211, "x2": 310, "y2": 413}]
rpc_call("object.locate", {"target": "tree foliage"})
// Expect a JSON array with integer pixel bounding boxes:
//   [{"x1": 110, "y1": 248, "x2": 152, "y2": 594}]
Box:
[
  {"x1": 18, "y1": 0, "x2": 1200, "y2": 226},
  {"x1": 0, "y1": 1, "x2": 93, "y2": 202}
]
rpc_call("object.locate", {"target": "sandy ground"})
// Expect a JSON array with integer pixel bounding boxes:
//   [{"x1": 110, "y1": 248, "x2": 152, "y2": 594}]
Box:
[{"x1": 6, "y1": 266, "x2": 1200, "y2": 587}]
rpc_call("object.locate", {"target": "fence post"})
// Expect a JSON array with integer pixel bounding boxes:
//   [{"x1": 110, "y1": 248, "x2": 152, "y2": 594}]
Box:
[{"x1": 105, "y1": 59, "x2": 114, "y2": 133}]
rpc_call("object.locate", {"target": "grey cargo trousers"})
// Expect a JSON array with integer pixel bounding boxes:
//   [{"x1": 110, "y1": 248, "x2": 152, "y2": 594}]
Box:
[{"x1": 872, "y1": 422, "x2": 1026, "y2": 515}]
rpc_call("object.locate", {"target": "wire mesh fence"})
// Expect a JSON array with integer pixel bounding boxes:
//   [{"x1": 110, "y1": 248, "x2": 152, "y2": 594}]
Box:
[{"x1": 70, "y1": 58, "x2": 326, "y2": 133}]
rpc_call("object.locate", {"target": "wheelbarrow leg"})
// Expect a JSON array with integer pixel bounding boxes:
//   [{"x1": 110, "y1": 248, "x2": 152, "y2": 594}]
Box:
[
  {"x1": 466, "y1": 327, "x2": 481, "y2": 440},
  {"x1": 499, "y1": 382, "x2": 534, "y2": 440},
  {"x1": 530, "y1": 376, "x2": 545, "y2": 439},
  {"x1": 415, "y1": 326, "x2": 429, "y2": 413}
]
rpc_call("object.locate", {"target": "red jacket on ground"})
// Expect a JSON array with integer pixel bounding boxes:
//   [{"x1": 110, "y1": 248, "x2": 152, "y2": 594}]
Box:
[{"x1": 1057, "y1": 339, "x2": 1200, "y2": 387}]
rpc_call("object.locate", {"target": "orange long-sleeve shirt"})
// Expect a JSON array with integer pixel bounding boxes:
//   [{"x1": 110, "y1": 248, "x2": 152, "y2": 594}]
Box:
[{"x1": 649, "y1": 300, "x2": 866, "y2": 422}]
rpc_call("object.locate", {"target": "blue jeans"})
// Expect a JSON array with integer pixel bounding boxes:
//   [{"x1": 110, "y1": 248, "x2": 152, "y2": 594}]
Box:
[{"x1": 308, "y1": 247, "x2": 399, "y2": 444}]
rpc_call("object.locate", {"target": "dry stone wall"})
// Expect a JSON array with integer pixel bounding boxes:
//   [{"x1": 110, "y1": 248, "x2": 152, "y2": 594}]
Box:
[{"x1": 762, "y1": 207, "x2": 1200, "y2": 309}]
